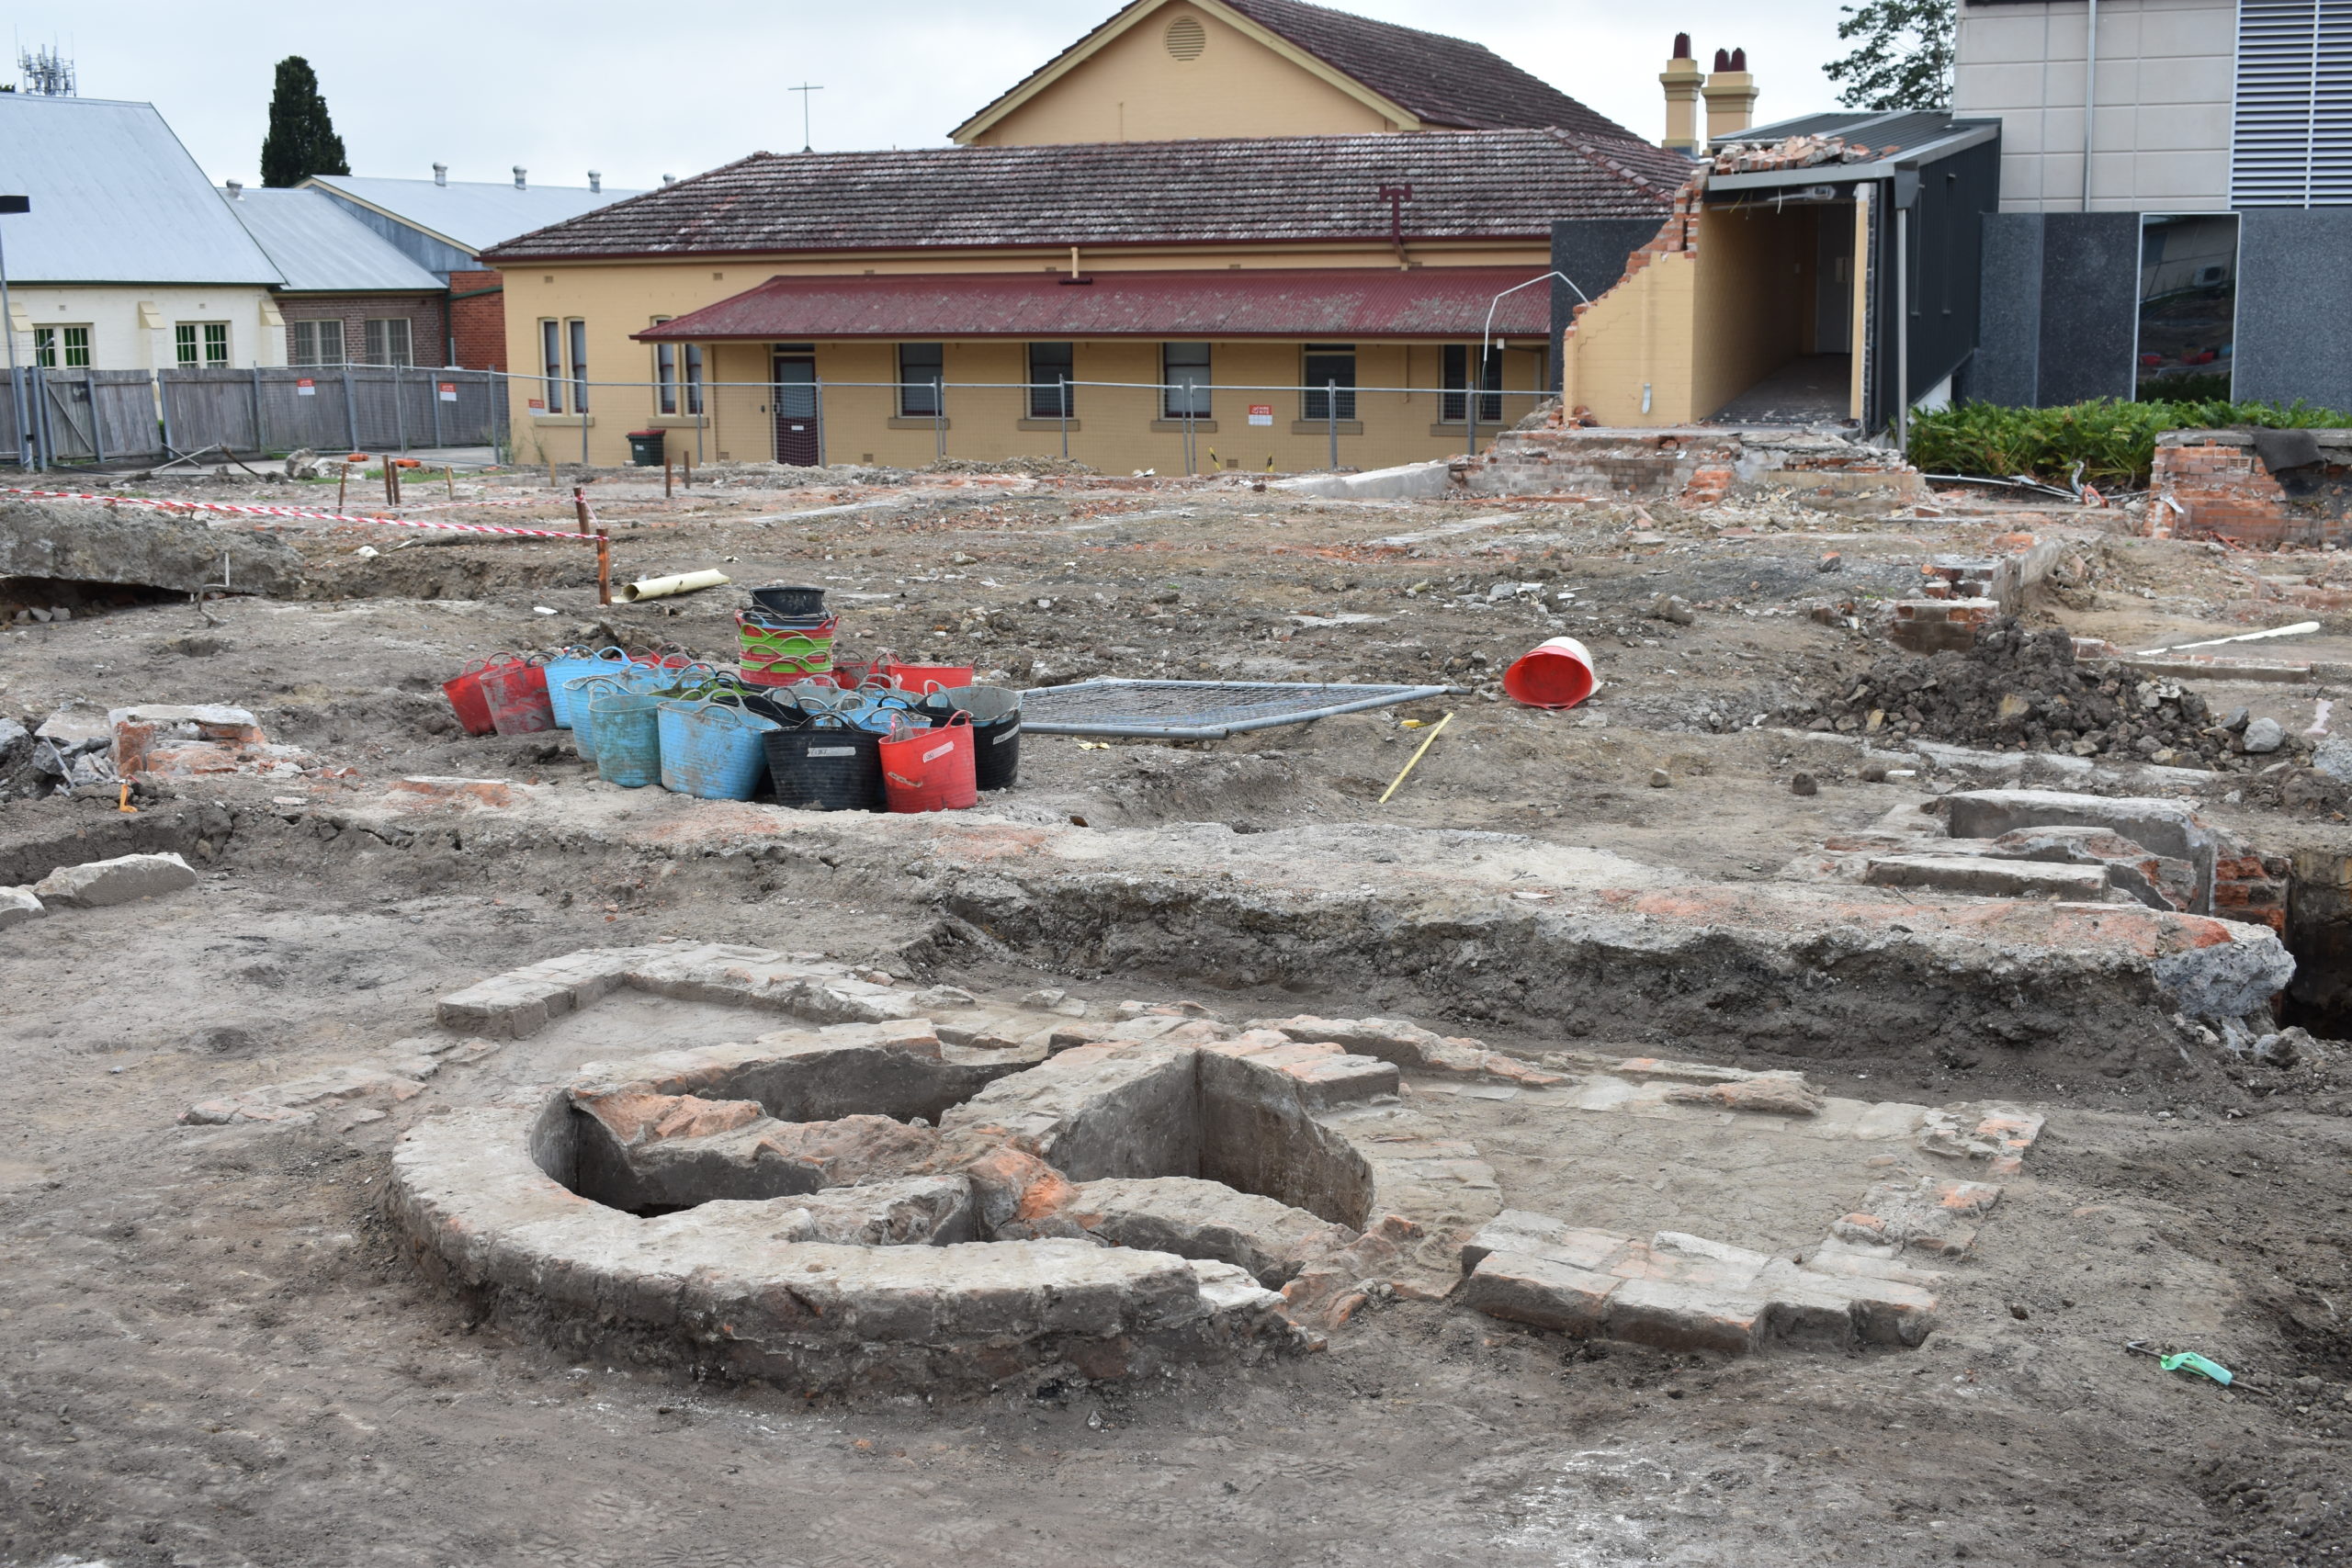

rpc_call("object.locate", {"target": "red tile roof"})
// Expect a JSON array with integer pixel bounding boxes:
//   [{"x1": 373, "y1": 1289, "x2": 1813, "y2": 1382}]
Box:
[
  {"x1": 481, "y1": 130, "x2": 1690, "y2": 265},
  {"x1": 1216, "y1": 0, "x2": 1646, "y2": 137},
  {"x1": 632, "y1": 266, "x2": 1561, "y2": 343}
]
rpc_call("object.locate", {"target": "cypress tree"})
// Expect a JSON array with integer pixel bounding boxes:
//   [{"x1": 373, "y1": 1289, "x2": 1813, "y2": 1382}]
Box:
[{"x1": 259, "y1": 57, "x2": 350, "y2": 187}]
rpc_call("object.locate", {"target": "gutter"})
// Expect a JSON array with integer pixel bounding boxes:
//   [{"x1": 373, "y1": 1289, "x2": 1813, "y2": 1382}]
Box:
[{"x1": 447, "y1": 283, "x2": 504, "y2": 301}]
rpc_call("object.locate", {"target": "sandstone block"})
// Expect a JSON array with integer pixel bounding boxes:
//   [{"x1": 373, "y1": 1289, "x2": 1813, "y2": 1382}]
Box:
[
  {"x1": 31, "y1": 852, "x2": 198, "y2": 908},
  {"x1": 1463, "y1": 1250, "x2": 1621, "y2": 1333},
  {"x1": 1069, "y1": 1176, "x2": 1357, "y2": 1286},
  {"x1": 1605, "y1": 1277, "x2": 1767, "y2": 1352},
  {"x1": 1461, "y1": 1210, "x2": 1631, "y2": 1273}
]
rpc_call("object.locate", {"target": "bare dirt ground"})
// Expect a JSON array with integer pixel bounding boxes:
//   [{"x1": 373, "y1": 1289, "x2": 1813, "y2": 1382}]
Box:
[{"x1": 4, "y1": 461, "x2": 2351, "y2": 1568}]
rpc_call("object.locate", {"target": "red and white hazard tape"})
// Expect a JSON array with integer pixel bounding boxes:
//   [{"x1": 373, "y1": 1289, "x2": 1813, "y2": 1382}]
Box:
[{"x1": 0, "y1": 487, "x2": 594, "y2": 541}]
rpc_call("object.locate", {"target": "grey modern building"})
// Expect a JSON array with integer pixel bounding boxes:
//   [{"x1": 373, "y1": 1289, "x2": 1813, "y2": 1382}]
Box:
[{"x1": 1951, "y1": 0, "x2": 2352, "y2": 408}]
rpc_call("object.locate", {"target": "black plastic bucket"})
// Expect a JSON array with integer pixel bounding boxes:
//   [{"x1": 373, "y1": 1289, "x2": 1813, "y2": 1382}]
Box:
[
  {"x1": 762, "y1": 716, "x2": 885, "y2": 812},
  {"x1": 921, "y1": 685, "x2": 1022, "y2": 791},
  {"x1": 752, "y1": 584, "x2": 828, "y2": 617}
]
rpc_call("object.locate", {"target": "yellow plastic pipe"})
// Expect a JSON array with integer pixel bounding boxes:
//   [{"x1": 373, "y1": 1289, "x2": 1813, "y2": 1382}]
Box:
[{"x1": 618, "y1": 569, "x2": 730, "y2": 603}]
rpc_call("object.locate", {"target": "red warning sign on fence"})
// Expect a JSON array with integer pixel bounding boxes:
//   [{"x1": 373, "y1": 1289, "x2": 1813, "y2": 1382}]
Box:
[
  {"x1": 295, "y1": 378, "x2": 315, "y2": 396},
  {"x1": 437, "y1": 382, "x2": 458, "y2": 401},
  {"x1": 1248, "y1": 404, "x2": 1273, "y2": 426},
  {"x1": 526, "y1": 398, "x2": 545, "y2": 411}
]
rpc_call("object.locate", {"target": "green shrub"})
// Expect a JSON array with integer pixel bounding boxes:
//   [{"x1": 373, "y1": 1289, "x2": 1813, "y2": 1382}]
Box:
[{"x1": 1908, "y1": 397, "x2": 2352, "y2": 489}]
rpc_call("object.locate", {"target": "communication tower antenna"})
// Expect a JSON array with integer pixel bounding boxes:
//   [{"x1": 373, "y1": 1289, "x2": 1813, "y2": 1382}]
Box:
[{"x1": 17, "y1": 45, "x2": 76, "y2": 96}]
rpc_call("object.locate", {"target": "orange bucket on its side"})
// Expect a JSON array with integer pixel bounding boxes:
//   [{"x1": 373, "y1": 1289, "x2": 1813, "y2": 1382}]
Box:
[{"x1": 1502, "y1": 637, "x2": 1599, "y2": 709}]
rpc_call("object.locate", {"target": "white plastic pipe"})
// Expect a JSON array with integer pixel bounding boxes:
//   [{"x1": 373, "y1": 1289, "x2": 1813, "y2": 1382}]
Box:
[{"x1": 618, "y1": 568, "x2": 730, "y2": 603}]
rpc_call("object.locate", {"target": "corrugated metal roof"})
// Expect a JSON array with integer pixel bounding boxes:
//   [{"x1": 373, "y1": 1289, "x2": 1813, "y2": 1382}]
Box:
[
  {"x1": 0, "y1": 95, "x2": 281, "y2": 285},
  {"x1": 222, "y1": 187, "x2": 446, "y2": 293},
  {"x1": 633, "y1": 266, "x2": 1556, "y2": 340},
  {"x1": 304, "y1": 175, "x2": 645, "y2": 256},
  {"x1": 487, "y1": 130, "x2": 1690, "y2": 264}
]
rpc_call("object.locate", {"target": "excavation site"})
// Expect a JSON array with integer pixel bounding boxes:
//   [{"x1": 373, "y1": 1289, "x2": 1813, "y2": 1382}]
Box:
[{"x1": 5, "y1": 435, "x2": 2351, "y2": 1567}]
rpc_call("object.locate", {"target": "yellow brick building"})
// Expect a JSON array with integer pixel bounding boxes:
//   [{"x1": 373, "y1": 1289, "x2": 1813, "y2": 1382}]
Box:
[{"x1": 482, "y1": 0, "x2": 1691, "y2": 471}]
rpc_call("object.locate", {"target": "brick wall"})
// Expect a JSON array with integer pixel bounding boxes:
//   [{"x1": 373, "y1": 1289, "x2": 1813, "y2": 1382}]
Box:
[
  {"x1": 2149, "y1": 433, "x2": 2352, "y2": 547},
  {"x1": 278, "y1": 292, "x2": 449, "y2": 368},
  {"x1": 447, "y1": 269, "x2": 506, "y2": 372}
]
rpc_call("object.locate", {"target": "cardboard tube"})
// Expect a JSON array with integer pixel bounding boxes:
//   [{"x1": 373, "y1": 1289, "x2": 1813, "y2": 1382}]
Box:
[{"x1": 618, "y1": 568, "x2": 730, "y2": 603}]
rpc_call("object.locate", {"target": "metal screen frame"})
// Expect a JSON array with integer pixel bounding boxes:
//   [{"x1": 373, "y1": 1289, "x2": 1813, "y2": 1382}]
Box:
[{"x1": 1017, "y1": 678, "x2": 1454, "y2": 739}]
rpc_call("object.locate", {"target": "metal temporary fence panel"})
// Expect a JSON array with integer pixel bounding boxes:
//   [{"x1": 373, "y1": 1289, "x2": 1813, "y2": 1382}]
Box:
[{"x1": 1018, "y1": 678, "x2": 1453, "y2": 739}]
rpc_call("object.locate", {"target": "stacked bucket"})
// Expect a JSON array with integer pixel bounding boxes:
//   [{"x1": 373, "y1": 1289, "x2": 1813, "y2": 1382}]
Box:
[{"x1": 738, "y1": 584, "x2": 837, "y2": 686}]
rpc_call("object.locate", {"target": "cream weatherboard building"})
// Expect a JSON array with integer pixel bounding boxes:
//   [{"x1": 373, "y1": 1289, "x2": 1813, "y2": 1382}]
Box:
[
  {"x1": 482, "y1": 0, "x2": 1691, "y2": 472},
  {"x1": 0, "y1": 93, "x2": 287, "y2": 375}
]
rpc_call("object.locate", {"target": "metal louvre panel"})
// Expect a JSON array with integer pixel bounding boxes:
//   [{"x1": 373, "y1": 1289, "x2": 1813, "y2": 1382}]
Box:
[{"x1": 2233, "y1": 0, "x2": 2352, "y2": 206}]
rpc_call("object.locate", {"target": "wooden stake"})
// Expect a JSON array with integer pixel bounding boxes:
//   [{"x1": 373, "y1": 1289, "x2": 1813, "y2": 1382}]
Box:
[
  {"x1": 337, "y1": 463, "x2": 346, "y2": 510},
  {"x1": 1378, "y1": 712, "x2": 1453, "y2": 805},
  {"x1": 683, "y1": 451, "x2": 693, "y2": 489},
  {"x1": 664, "y1": 455, "x2": 674, "y2": 499},
  {"x1": 547, "y1": 453, "x2": 559, "y2": 491},
  {"x1": 595, "y1": 531, "x2": 612, "y2": 606},
  {"x1": 445, "y1": 464, "x2": 457, "y2": 500}
]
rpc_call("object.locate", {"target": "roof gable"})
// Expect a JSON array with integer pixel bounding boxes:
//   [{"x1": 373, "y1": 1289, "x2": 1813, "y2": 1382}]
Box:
[
  {"x1": 951, "y1": 0, "x2": 1644, "y2": 146},
  {"x1": 0, "y1": 95, "x2": 280, "y2": 286}
]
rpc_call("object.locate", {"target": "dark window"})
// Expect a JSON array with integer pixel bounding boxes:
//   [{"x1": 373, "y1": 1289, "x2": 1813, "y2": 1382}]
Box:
[
  {"x1": 899, "y1": 342, "x2": 944, "y2": 416},
  {"x1": 653, "y1": 318, "x2": 677, "y2": 414},
  {"x1": 684, "y1": 342, "x2": 704, "y2": 414},
  {"x1": 1442, "y1": 344, "x2": 1503, "y2": 423},
  {"x1": 541, "y1": 320, "x2": 563, "y2": 412},
  {"x1": 1162, "y1": 342, "x2": 1211, "y2": 417},
  {"x1": 567, "y1": 319, "x2": 589, "y2": 412},
  {"x1": 289, "y1": 319, "x2": 343, "y2": 367},
  {"x1": 1303, "y1": 344, "x2": 1354, "y2": 421},
  {"x1": 1028, "y1": 341, "x2": 1074, "y2": 418},
  {"x1": 364, "y1": 317, "x2": 413, "y2": 367}
]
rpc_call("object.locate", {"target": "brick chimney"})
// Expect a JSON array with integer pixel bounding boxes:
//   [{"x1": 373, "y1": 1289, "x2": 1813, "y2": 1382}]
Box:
[
  {"x1": 1702, "y1": 46, "x2": 1758, "y2": 147},
  {"x1": 1660, "y1": 33, "x2": 1703, "y2": 156}
]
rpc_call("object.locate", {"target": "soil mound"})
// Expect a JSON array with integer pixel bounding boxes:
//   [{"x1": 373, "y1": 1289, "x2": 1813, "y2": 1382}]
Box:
[{"x1": 1792, "y1": 618, "x2": 2242, "y2": 768}]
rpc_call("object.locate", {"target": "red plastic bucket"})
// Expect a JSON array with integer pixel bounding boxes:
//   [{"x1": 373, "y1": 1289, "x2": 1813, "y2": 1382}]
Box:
[
  {"x1": 884, "y1": 661, "x2": 977, "y2": 694},
  {"x1": 880, "y1": 712, "x2": 977, "y2": 813},
  {"x1": 1502, "y1": 637, "x2": 1599, "y2": 709},
  {"x1": 481, "y1": 659, "x2": 557, "y2": 734},
  {"x1": 442, "y1": 654, "x2": 515, "y2": 736}
]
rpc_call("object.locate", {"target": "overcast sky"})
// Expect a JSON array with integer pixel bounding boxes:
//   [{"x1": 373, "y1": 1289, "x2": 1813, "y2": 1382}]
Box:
[{"x1": 17, "y1": 2, "x2": 1859, "y2": 191}]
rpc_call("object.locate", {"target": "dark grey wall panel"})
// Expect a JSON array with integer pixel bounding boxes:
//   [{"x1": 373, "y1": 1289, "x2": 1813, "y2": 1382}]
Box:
[
  {"x1": 1550, "y1": 219, "x2": 1671, "y2": 392},
  {"x1": 2035, "y1": 212, "x2": 2141, "y2": 404},
  {"x1": 2234, "y1": 209, "x2": 2352, "y2": 410},
  {"x1": 1961, "y1": 213, "x2": 2045, "y2": 405}
]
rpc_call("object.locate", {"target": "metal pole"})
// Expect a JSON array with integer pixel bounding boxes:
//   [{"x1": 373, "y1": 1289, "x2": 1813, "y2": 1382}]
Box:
[
  {"x1": 430, "y1": 368, "x2": 444, "y2": 447},
  {"x1": 933, "y1": 378, "x2": 944, "y2": 460},
  {"x1": 1059, "y1": 379, "x2": 1068, "y2": 460},
  {"x1": 695, "y1": 348, "x2": 706, "y2": 468},
  {"x1": 0, "y1": 222, "x2": 25, "y2": 468},
  {"x1": 87, "y1": 370, "x2": 104, "y2": 465},
  {"x1": 340, "y1": 365, "x2": 357, "y2": 451},
  {"x1": 157, "y1": 369, "x2": 175, "y2": 459},
  {"x1": 1327, "y1": 378, "x2": 1338, "y2": 470},
  {"x1": 815, "y1": 377, "x2": 828, "y2": 468},
  {"x1": 1466, "y1": 350, "x2": 1479, "y2": 462},
  {"x1": 2081, "y1": 0, "x2": 2100, "y2": 212},
  {"x1": 250, "y1": 366, "x2": 266, "y2": 456},
  {"x1": 33, "y1": 366, "x2": 53, "y2": 469},
  {"x1": 393, "y1": 366, "x2": 409, "y2": 455},
  {"x1": 1895, "y1": 204, "x2": 1911, "y2": 457},
  {"x1": 581, "y1": 384, "x2": 589, "y2": 471}
]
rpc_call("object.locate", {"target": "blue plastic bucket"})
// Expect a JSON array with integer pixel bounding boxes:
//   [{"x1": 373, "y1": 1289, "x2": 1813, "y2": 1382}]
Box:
[
  {"x1": 543, "y1": 646, "x2": 631, "y2": 728},
  {"x1": 569, "y1": 666, "x2": 666, "y2": 762},
  {"x1": 658, "y1": 698, "x2": 780, "y2": 800},
  {"x1": 591, "y1": 691, "x2": 664, "y2": 788}
]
